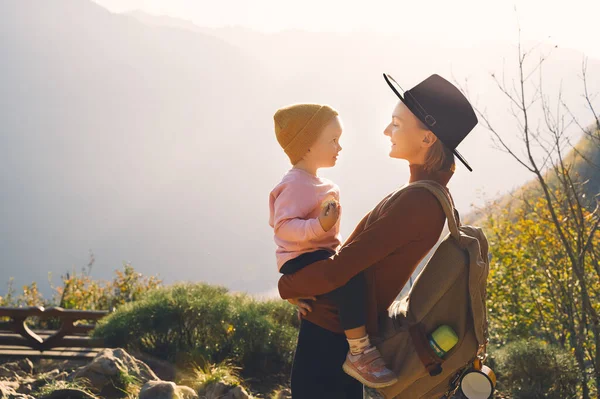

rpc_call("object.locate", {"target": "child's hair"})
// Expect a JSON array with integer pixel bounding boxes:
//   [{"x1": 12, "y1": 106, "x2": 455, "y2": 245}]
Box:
[{"x1": 274, "y1": 104, "x2": 338, "y2": 164}]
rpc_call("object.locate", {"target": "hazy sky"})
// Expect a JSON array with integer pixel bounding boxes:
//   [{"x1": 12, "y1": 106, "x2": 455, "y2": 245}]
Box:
[
  {"x1": 93, "y1": 0, "x2": 600, "y2": 59},
  {"x1": 3, "y1": 0, "x2": 598, "y2": 297}
]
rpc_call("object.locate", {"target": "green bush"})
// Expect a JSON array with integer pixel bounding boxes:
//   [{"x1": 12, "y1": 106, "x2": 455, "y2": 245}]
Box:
[
  {"x1": 493, "y1": 338, "x2": 580, "y2": 399},
  {"x1": 92, "y1": 283, "x2": 298, "y2": 386}
]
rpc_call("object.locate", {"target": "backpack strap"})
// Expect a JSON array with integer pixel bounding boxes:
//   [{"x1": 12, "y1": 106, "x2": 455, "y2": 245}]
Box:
[
  {"x1": 388, "y1": 181, "x2": 461, "y2": 242},
  {"x1": 384, "y1": 181, "x2": 464, "y2": 376}
]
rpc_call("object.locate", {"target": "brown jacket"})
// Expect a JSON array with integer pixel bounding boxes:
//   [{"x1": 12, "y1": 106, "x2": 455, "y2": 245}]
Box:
[{"x1": 278, "y1": 164, "x2": 453, "y2": 335}]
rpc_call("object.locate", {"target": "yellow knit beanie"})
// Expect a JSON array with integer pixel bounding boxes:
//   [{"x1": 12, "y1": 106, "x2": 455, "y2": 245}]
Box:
[{"x1": 273, "y1": 104, "x2": 339, "y2": 164}]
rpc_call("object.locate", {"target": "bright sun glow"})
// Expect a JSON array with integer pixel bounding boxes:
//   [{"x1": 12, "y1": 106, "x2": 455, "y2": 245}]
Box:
[{"x1": 93, "y1": 0, "x2": 600, "y2": 59}]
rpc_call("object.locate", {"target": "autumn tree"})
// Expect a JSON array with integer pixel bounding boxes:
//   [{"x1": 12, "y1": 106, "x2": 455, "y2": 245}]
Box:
[{"x1": 461, "y1": 30, "x2": 600, "y2": 398}]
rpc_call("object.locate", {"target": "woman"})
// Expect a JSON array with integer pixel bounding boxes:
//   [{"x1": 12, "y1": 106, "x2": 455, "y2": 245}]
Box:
[{"x1": 278, "y1": 73, "x2": 479, "y2": 398}]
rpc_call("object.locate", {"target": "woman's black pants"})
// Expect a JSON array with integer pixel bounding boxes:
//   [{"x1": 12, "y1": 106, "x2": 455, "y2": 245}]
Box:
[
  {"x1": 280, "y1": 250, "x2": 365, "y2": 398},
  {"x1": 290, "y1": 318, "x2": 363, "y2": 398}
]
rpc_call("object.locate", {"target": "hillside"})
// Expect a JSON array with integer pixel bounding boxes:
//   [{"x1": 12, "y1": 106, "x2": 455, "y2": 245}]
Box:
[{"x1": 464, "y1": 130, "x2": 600, "y2": 225}]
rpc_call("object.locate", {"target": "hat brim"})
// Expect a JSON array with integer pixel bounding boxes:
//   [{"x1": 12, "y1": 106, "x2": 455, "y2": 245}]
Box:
[
  {"x1": 383, "y1": 73, "x2": 473, "y2": 172},
  {"x1": 453, "y1": 148, "x2": 472, "y2": 172},
  {"x1": 383, "y1": 73, "x2": 412, "y2": 111}
]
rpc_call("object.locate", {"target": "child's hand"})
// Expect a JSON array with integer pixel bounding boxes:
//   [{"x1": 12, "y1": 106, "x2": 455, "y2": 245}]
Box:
[{"x1": 318, "y1": 199, "x2": 340, "y2": 232}]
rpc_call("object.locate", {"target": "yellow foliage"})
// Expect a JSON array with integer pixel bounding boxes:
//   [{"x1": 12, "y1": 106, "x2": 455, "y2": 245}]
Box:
[{"x1": 484, "y1": 185, "x2": 599, "y2": 394}]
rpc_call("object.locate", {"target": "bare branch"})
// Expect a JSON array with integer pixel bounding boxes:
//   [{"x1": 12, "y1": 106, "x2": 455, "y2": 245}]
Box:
[
  {"x1": 492, "y1": 73, "x2": 523, "y2": 110},
  {"x1": 474, "y1": 108, "x2": 535, "y2": 172}
]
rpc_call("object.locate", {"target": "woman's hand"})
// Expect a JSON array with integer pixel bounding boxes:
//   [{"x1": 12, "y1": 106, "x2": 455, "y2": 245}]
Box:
[{"x1": 287, "y1": 296, "x2": 316, "y2": 316}]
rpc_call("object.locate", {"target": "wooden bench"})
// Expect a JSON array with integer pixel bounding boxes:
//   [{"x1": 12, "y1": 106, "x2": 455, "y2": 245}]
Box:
[{"x1": 0, "y1": 306, "x2": 111, "y2": 359}]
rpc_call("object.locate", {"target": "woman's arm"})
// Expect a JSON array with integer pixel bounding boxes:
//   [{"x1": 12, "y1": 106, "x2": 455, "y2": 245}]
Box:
[{"x1": 278, "y1": 189, "x2": 443, "y2": 299}]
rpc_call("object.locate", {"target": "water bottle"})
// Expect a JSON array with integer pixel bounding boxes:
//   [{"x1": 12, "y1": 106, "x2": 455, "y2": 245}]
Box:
[{"x1": 428, "y1": 325, "x2": 458, "y2": 358}]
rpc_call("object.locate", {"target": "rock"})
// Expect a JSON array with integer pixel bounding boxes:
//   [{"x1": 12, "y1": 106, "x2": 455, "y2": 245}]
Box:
[
  {"x1": 129, "y1": 351, "x2": 177, "y2": 381},
  {"x1": 271, "y1": 388, "x2": 291, "y2": 399},
  {"x1": 14, "y1": 384, "x2": 31, "y2": 396},
  {"x1": 17, "y1": 369, "x2": 68, "y2": 395},
  {"x1": 139, "y1": 381, "x2": 177, "y2": 399},
  {"x1": 201, "y1": 382, "x2": 228, "y2": 398},
  {"x1": 0, "y1": 369, "x2": 18, "y2": 382},
  {"x1": 226, "y1": 386, "x2": 249, "y2": 399},
  {"x1": 177, "y1": 385, "x2": 198, "y2": 399},
  {"x1": 36, "y1": 388, "x2": 97, "y2": 399},
  {"x1": 14, "y1": 360, "x2": 33, "y2": 376},
  {"x1": 0, "y1": 349, "x2": 252, "y2": 399},
  {"x1": 139, "y1": 380, "x2": 198, "y2": 399},
  {"x1": 0, "y1": 382, "x2": 19, "y2": 392},
  {"x1": 23, "y1": 369, "x2": 70, "y2": 396},
  {"x1": 36, "y1": 359, "x2": 88, "y2": 375},
  {"x1": 200, "y1": 382, "x2": 249, "y2": 399},
  {"x1": 0, "y1": 381, "x2": 34, "y2": 399},
  {"x1": 71, "y1": 348, "x2": 159, "y2": 395},
  {"x1": 0, "y1": 359, "x2": 34, "y2": 380}
]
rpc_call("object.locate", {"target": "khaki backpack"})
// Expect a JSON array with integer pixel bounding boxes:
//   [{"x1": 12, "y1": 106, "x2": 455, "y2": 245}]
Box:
[{"x1": 368, "y1": 181, "x2": 491, "y2": 399}]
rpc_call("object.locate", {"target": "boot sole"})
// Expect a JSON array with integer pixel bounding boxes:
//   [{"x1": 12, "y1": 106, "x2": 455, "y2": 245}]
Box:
[{"x1": 342, "y1": 362, "x2": 398, "y2": 388}]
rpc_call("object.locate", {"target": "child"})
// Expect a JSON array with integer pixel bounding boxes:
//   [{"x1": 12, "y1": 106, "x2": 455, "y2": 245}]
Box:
[{"x1": 268, "y1": 103, "x2": 398, "y2": 388}]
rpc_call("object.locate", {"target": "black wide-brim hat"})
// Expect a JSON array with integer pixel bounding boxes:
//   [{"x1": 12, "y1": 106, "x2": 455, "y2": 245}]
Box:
[{"x1": 383, "y1": 73, "x2": 478, "y2": 172}]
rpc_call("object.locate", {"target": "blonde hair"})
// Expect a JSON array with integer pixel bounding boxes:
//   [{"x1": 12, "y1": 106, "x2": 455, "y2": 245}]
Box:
[
  {"x1": 424, "y1": 139, "x2": 456, "y2": 172},
  {"x1": 416, "y1": 119, "x2": 456, "y2": 172}
]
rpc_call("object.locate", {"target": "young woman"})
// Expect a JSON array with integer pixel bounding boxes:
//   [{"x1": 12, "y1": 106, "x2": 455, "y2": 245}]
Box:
[{"x1": 278, "y1": 73, "x2": 479, "y2": 399}]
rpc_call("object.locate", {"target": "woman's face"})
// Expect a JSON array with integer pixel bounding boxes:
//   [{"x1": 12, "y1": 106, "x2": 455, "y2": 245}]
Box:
[{"x1": 383, "y1": 101, "x2": 433, "y2": 163}]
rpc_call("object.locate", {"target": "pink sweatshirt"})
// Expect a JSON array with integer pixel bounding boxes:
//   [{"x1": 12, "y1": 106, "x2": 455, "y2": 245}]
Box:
[{"x1": 269, "y1": 168, "x2": 342, "y2": 271}]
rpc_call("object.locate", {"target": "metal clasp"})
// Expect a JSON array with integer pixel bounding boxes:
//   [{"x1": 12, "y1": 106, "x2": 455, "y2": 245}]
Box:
[{"x1": 425, "y1": 115, "x2": 437, "y2": 127}]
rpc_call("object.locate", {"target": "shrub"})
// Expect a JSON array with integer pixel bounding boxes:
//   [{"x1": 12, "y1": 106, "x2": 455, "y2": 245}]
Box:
[
  {"x1": 493, "y1": 338, "x2": 579, "y2": 399},
  {"x1": 92, "y1": 283, "x2": 297, "y2": 387},
  {"x1": 54, "y1": 262, "x2": 161, "y2": 311},
  {"x1": 177, "y1": 360, "x2": 243, "y2": 393}
]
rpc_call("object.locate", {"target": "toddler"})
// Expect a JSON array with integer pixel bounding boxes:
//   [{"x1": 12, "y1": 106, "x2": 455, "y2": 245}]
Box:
[{"x1": 268, "y1": 103, "x2": 397, "y2": 388}]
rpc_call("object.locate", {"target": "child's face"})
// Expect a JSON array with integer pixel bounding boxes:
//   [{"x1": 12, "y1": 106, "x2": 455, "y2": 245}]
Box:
[{"x1": 304, "y1": 116, "x2": 343, "y2": 169}]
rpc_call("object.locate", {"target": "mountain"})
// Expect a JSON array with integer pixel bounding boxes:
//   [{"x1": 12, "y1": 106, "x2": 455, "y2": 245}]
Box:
[
  {"x1": 1, "y1": 1, "x2": 599, "y2": 298},
  {"x1": 464, "y1": 130, "x2": 600, "y2": 225},
  {"x1": 0, "y1": 0, "x2": 277, "y2": 295},
  {"x1": 573, "y1": 132, "x2": 600, "y2": 202},
  {"x1": 125, "y1": 10, "x2": 210, "y2": 35}
]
